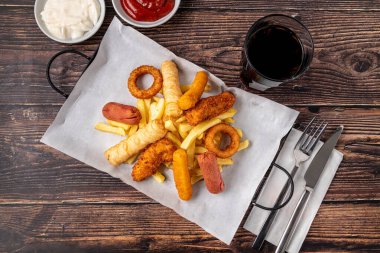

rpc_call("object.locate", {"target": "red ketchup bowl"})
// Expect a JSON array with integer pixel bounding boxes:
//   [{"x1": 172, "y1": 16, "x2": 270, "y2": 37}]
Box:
[{"x1": 112, "y1": 0, "x2": 181, "y2": 28}]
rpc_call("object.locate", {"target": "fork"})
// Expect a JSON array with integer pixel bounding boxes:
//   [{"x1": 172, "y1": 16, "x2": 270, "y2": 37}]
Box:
[{"x1": 252, "y1": 117, "x2": 328, "y2": 250}]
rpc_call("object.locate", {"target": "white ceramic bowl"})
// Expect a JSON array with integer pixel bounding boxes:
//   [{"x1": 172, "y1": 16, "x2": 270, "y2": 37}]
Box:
[
  {"x1": 34, "y1": 0, "x2": 106, "y2": 44},
  {"x1": 112, "y1": 0, "x2": 181, "y2": 28}
]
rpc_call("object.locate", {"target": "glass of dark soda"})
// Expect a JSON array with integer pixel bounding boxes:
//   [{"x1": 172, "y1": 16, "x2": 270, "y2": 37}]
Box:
[{"x1": 240, "y1": 14, "x2": 314, "y2": 91}]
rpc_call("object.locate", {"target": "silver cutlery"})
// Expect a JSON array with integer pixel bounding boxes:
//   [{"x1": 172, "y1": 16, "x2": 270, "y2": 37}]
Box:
[
  {"x1": 252, "y1": 117, "x2": 327, "y2": 250},
  {"x1": 275, "y1": 125, "x2": 344, "y2": 253}
]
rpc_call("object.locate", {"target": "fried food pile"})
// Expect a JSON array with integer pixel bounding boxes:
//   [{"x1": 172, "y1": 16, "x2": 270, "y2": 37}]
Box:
[{"x1": 95, "y1": 61, "x2": 250, "y2": 201}]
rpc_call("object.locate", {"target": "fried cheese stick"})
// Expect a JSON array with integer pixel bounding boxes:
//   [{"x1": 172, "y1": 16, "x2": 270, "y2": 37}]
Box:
[
  {"x1": 178, "y1": 71, "x2": 208, "y2": 110},
  {"x1": 161, "y1": 61, "x2": 183, "y2": 121},
  {"x1": 104, "y1": 119, "x2": 167, "y2": 166}
]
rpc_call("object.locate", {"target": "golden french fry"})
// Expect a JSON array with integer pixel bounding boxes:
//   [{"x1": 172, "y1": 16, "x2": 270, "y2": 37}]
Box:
[
  {"x1": 195, "y1": 146, "x2": 208, "y2": 154},
  {"x1": 191, "y1": 175, "x2": 204, "y2": 185},
  {"x1": 238, "y1": 139, "x2": 250, "y2": 151},
  {"x1": 215, "y1": 108, "x2": 237, "y2": 120},
  {"x1": 180, "y1": 82, "x2": 212, "y2": 93},
  {"x1": 144, "y1": 99, "x2": 151, "y2": 122},
  {"x1": 149, "y1": 98, "x2": 165, "y2": 121},
  {"x1": 164, "y1": 119, "x2": 177, "y2": 133},
  {"x1": 126, "y1": 153, "x2": 138, "y2": 164},
  {"x1": 224, "y1": 117, "x2": 235, "y2": 124},
  {"x1": 166, "y1": 132, "x2": 182, "y2": 147},
  {"x1": 235, "y1": 128, "x2": 243, "y2": 138},
  {"x1": 128, "y1": 125, "x2": 138, "y2": 136},
  {"x1": 152, "y1": 96, "x2": 162, "y2": 102},
  {"x1": 137, "y1": 99, "x2": 147, "y2": 128},
  {"x1": 106, "y1": 119, "x2": 131, "y2": 132},
  {"x1": 217, "y1": 158, "x2": 233, "y2": 165},
  {"x1": 95, "y1": 122, "x2": 126, "y2": 136},
  {"x1": 187, "y1": 140, "x2": 196, "y2": 169},
  {"x1": 176, "y1": 116, "x2": 186, "y2": 123},
  {"x1": 152, "y1": 171, "x2": 165, "y2": 183},
  {"x1": 197, "y1": 132, "x2": 204, "y2": 140},
  {"x1": 181, "y1": 118, "x2": 221, "y2": 149},
  {"x1": 191, "y1": 167, "x2": 203, "y2": 177},
  {"x1": 178, "y1": 123, "x2": 193, "y2": 139}
]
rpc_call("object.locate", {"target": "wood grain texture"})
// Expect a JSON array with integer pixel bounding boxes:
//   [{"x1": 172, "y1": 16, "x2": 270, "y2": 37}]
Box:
[
  {"x1": 0, "y1": 203, "x2": 379, "y2": 253},
  {"x1": 3, "y1": 0, "x2": 380, "y2": 11},
  {"x1": 1, "y1": 7, "x2": 380, "y2": 105},
  {"x1": 1, "y1": 1, "x2": 380, "y2": 252}
]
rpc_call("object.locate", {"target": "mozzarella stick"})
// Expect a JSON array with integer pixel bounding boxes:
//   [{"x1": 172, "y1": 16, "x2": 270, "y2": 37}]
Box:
[
  {"x1": 173, "y1": 149, "x2": 192, "y2": 201},
  {"x1": 161, "y1": 61, "x2": 183, "y2": 121},
  {"x1": 178, "y1": 71, "x2": 208, "y2": 110},
  {"x1": 104, "y1": 119, "x2": 167, "y2": 166}
]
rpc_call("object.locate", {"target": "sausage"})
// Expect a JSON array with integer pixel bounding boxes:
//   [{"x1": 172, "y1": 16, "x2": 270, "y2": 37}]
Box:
[
  {"x1": 197, "y1": 151, "x2": 225, "y2": 194},
  {"x1": 102, "y1": 102, "x2": 141, "y2": 125}
]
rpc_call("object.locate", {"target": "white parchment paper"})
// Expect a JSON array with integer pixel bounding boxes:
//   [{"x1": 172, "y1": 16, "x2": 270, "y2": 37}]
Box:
[{"x1": 41, "y1": 17, "x2": 299, "y2": 244}]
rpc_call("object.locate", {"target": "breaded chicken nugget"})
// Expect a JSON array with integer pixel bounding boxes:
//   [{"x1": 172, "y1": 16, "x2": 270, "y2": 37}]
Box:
[{"x1": 132, "y1": 138, "x2": 176, "y2": 181}]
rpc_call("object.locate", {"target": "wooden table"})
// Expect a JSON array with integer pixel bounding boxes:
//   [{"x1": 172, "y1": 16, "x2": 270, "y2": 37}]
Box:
[{"x1": 1, "y1": 1, "x2": 379, "y2": 252}]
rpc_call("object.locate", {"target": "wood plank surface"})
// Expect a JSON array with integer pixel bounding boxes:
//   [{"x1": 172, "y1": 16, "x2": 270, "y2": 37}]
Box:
[
  {"x1": 0, "y1": 203, "x2": 379, "y2": 253},
  {"x1": 3, "y1": 0, "x2": 380, "y2": 11},
  {"x1": 1, "y1": 7, "x2": 380, "y2": 105},
  {"x1": 0, "y1": 0, "x2": 379, "y2": 252}
]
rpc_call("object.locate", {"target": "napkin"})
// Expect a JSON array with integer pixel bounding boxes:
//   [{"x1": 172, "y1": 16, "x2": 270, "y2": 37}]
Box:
[
  {"x1": 41, "y1": 17, "x2": 299, "y2": 244},
  {"x1": 244, "y1": 129, "x2": 343, "y2": 252}
]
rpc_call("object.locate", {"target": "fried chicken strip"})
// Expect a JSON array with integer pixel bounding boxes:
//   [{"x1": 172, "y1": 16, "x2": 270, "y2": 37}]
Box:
[
  {"x1": 184, "y1": 91, "x2": 236, "y2": 126},
  {"x1": 132, "y1": 138, "x2": 177, "y2": 181}
]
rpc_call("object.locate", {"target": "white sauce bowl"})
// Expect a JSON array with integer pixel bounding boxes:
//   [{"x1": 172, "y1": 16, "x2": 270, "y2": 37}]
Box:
[
  {"x1": 34, "y1": 0, "x2": 106, "y2": 44},
  {"x1": 112, "y1": 0, "x2": 181, "y2": 28}
]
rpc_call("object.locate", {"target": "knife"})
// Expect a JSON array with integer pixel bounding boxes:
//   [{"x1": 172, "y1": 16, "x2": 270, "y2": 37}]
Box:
[{"x1": 275, "y1": 125, "x2": 343, "y2": 253}]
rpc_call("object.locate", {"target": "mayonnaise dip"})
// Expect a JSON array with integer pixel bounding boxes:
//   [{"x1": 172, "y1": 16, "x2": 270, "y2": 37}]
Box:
[{"x1": 41, "y1": 0, "x2": 100, "y2": 40}]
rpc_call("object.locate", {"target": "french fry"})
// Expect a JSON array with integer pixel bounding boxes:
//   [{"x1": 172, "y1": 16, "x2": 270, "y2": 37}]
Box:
[
  {"x1": 181, "y1": 118, "x2": 221, "y2": 150},
  {"x1": 238, "y1": 139, "x2": 250, "y2": 151},
  {"x1": 106, "y1": 119, "x2": 131, "y2": 132},
  {"x1": 149, "y1": 98, "x2": 165, "y2": 121},
  {"x1": 180, "y1": 82, "x2": 212, "y2": 93},
  {"x1": 187, "y1": 140, "x2": 196, "y2": 169},
  {"x1": 224, "y1": 117, "x2": 235, "y2": 124},
  {"x1": 166, "y1": 132, "x2": 182, "y2": 147},
  {"x1": 191, "y1": 175, "x2": 204, "y2": 185},
  {"x1": 178, "y1": 123, "x2": 193, "y2": 139},
  {"x1": 197, "y1": 132, "x2": 204, "y2": 140},
  {"x1": 235, "y1": 128, "x2": 243, "y2": 138},
  {"x1": 128, "y1": 125, "x2": 138, "y2": 136},
  {"x1": 195, "y1": 146, "x2": 208, "y2": 154},
  {"x1": 152, "y1": 96, "x2": 161, "y2": 102},
  {"x1": 152, "y1": 171, "x2": 165, "y2": 183},
  {"x1": 164, "y1": 119, "x2": 177, "y2": 133},
  {"x1": 176, "y1": 116, "x2": 186, "y2": 123},
  {"x1": 191, "y1": 167, "x2": 203, "y2": 177},
  {"x1": 95, "y1": 122, "x2": 126, "y2": 136},
  {"x1": 217, "y1": 158, "x2": 233, "y2": 165},
  {"x1": 126, "y1": 153, "x2": 138, "y2": 164},
  {"x1": 137, "y1": 99, "x2": 147, "y2": 128},
  {"x1": 144, "y1": 99, "x2": 151, "y2": 122},
  {"x1": 215, "y1": 108, "x2": 237, "y2": 120}
]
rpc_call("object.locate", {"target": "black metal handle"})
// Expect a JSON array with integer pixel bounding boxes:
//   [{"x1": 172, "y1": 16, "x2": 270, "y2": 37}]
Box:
[
  {"x1": 46, "y1": 49, "x2": 93, "y2": 98},
  {"x1": 252, "y1": 163, "x2": 295, "y2": 211}
]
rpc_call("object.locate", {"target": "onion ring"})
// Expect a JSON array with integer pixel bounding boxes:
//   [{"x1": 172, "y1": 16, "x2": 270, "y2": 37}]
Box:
[
  {"x1": 205, "y1": 123, "x2": 240, "y2": 158},
  {"x1": 128, "y1": 65, "x2": 163, "y2": 99}
]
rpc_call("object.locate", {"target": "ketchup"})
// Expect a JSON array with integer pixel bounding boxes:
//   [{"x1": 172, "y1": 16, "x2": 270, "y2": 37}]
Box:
[{"x1": 120, "y1": 0, "x2": 175, "y2": 22}]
